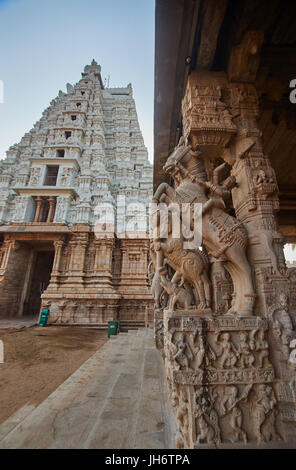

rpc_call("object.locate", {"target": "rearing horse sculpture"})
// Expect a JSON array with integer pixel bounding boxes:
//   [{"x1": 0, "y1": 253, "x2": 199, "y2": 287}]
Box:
[{"x1": 152, "y1": 138, "x2": 255, "y2": 316}]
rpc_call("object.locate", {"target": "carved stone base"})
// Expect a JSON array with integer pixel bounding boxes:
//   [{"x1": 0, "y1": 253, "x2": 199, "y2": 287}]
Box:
[{"x1": 162, "y1": 309, "x2": 292, "y2": 448}]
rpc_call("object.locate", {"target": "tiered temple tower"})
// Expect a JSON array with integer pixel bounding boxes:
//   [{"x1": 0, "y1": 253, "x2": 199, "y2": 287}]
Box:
[{"x1": 0, "y1": 60, "x2": 153, "y2": 327}]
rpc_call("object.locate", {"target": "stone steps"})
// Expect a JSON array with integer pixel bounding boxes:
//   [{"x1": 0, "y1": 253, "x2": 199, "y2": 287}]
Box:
[{"x1": 0, "y1": 328, "x2": 171, "y2": 449}]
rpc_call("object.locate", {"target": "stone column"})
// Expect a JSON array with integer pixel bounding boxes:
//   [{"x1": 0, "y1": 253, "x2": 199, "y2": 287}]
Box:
[
  {"x1": 47, "y1": 197, "x2": 56, "y2": 223},
  {"x1": 91, "y1": 237, "x2": 115, "y2": 290},
  {"x1": 66, "y1": 233, "x2": 89, "y2": 286},
  {"x1": 48, "y1": 238, "x2": 65, "y2": 288},
  {"x1": 0, "y1": 240, "x2": 11, "y2": 275},
  {"x1": 119, "y1": 239, "x2": 150, "y2": 288},
  {"x1": 223, "y1": 80, "x2": 296, "y2": 442},
  {"x1": 0, "y1": 239, "x2": 20, "y2": 276},
  {"x1": 34, "y1": 196, "x2": 43, "y2": 222}
]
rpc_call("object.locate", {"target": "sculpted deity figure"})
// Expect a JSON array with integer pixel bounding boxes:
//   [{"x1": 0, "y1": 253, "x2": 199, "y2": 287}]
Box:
[
  {"x1": 176, "y1": 387, "x2": 190, "y2": 448},
  {"x1": 192, "y1": 329, "x2": 216, "y2": 369},
  {"x1": 194, "y1": 387, "x2": 221, "y2": 445},
  {"x1": 253, "y1": 329, "x2": 271, "y2": 368},
  {"x1": 170, "y1": 329, "x2": 193, "y2": 370},
  {"x1": 152, "y1": 137, "x2": 255, "y2": 316},
  {"x1": 254, "y1": 384, "x2": 280, "y2": 443},
  {"x1": 237, "y1": 332, "x2": 255, "y2": 368},
  {"x1": 215, "y1": 332, "x2": 239, "y2": 369},
  {"x1": 271, "y1": 293, "x2": 295, "y2": 357},
  {"x1": 148, "y1": 244, "x2": 166, "y2": 309},
  {"x1": 219, "y1": 385, "x2": 252, "y2": 443}
]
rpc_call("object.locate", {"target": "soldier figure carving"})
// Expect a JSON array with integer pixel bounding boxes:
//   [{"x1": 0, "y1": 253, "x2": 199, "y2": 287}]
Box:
[{"x1": 152, "y1": 137, "x2": 255, "y2": 316}]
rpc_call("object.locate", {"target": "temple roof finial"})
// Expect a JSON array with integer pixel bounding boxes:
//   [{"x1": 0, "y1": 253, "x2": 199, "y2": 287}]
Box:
[{"x1": 83, "y1": 60, "x2": 101, "y2": 77}]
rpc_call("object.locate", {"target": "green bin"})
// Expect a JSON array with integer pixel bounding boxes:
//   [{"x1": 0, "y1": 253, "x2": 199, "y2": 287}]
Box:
[
  {"x1": 38, "y1": 308, "x2": 50, "y2": 327},
  {"x1": 108, "y1": 320, "x2": 120, "y2": 338}
]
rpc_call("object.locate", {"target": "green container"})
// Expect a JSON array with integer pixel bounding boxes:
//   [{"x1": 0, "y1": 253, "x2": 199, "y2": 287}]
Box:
[
  {"x1": 38, "y1": 308, "x2": 50, "y2": 327},
  {"x1": 108, "y1": 320, "x2": 120, "y2": 338}
]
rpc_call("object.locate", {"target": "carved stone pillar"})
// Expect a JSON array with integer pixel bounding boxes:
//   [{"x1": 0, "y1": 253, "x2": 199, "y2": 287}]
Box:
[
  {"x1": 67, "y1": 234, "x2": 88, "y2": 286},
  {"x1": 91, "y1": 237, "x2": 115, "y2": 289},
  {"x1": 0, "y1": 239, "x2": 20, "y2": 276},
  {"x1": 0, "y1": 240, "x2": 11, "y2": 275},
  {"x1": 48, "y1": 238, "x2": 65, "y2": 288},
  {"x1": 153, "y1": 69, "x2": 296, "y2": 448},
  {"x1": 119, "y1": 239, "x2": 150, "y2": 288}
]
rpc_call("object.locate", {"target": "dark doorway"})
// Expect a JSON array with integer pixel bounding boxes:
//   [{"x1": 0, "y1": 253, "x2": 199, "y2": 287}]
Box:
[{"x1": 23, "y1": 251, "x2": 54, "y2": 317}]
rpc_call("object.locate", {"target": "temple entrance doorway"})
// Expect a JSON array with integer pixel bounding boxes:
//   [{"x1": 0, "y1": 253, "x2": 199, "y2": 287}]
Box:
[{"x1": 23, "y1": 250, "x2": 54, "y2": 317}]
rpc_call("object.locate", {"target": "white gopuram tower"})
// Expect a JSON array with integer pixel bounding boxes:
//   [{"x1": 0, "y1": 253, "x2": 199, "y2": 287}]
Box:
[{"x1": 0, "y1": 60, "x2": 153, "y2": 327}]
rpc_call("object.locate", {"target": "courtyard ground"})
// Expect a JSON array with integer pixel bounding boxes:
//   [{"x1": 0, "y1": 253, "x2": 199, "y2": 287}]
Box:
[{"x1": 0, "y1": 325, "x2": 108, "y2": 424}]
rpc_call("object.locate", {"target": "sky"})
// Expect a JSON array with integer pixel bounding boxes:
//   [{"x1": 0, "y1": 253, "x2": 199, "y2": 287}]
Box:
[
  {"x1": 0, "y1": 0, "x2": 154, "y2": 161},
  {"x1": 0, "y1": 0, "x2": 295, "y2": 263}
]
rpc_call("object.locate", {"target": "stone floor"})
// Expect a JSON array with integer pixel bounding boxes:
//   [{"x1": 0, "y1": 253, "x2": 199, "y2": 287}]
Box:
[
  {"x1": 0, "y1": 328, "x2": 172, "y2": 449},
  {"x1": 0, "y1": 317, "x2": 37, "y2": 329}
]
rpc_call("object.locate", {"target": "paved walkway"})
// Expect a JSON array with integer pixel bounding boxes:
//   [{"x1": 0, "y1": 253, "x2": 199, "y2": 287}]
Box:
[{"x1": 0, "y1": 328, "x2": 172, "y2": 449}]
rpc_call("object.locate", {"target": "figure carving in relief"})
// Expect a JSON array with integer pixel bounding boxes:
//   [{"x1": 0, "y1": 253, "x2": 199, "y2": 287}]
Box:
[
  {"x1": 219, "y1": 385, "x2": 252, "y2": 443},
  {"x1": 30, "y1": 167, "x2": 41, "y2": 185},
  {"x1": 211, "y1": 258, "x2": 233, "y2": 313},
  {"x1": 14, "y1": 196, "x2": 28, "y2": 221},
  {"x1": 153, "y1": 209, "x2": 211, "y2": 309},
  {"x1": 158, "y1": 266, "x2": 194, "y2": 310},
  {"x1": 55, "y1": 197, "x2": 68, "y2": 221},
  {"x1": 155, "y1": 319, "x2": 164, "y2": 351},
  {"x1": 215, "y1": 332, "x2": 239, "y2": 369},
  {"x1": 192, "y1": 329, "x2": 216, "y2": 369},
  {"x1": 254, "y1": 384, "x2": 281, "y2": 444},
  {"x1": 251, "y1": 157, "x2": 280, "y2": 274},
  {"x1": 270, "y1": 293, "x2": 295, "y2": 357},
  {"x1": 253, "y1": 329, "x2": 271, "y2": 368},
  {"x1": 194, "y1": 387, "x2": 221, "y2": 445},
  {"x1": 170, "y1": 329, "x2": 193, "y2": 370},
  {"x1": 60, "y1": 167, "x2": 72, "y2": 186},
  {"x1": 152, "y1": 138, "x2": 255, "y2": 316},
  {"x1": 149, "y1": 244, "x2": 167, "y2": 309},
  {"x1": 175, "y1": 387, "x2": 190, "y2": 449},
  {"x1": 255, "y1": 225, "x2": 280, "y2": 275},
  {"x1": 237, "y1": 332, "x2": 255, "y2": 368},
  {"x1": 52, "y1": 300, "x2": 67, "y2": 323}
]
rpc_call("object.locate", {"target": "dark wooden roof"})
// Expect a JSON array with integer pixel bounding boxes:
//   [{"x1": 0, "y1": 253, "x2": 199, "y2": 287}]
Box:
[{"x1": 154, "y1": 0, "x2": 296, "y2": 236}]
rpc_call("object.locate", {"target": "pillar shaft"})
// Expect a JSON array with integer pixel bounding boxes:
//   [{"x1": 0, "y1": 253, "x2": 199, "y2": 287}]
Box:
[
  {"x1": 34, "y1": 197, "x2": 43, "y2": 222},
  {"x1": 153, "y1": 69, "x2": 296, "y2": 448}
]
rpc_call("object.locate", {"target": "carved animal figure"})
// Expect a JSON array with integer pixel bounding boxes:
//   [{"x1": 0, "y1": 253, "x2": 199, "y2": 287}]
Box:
[
  {"x1": 153, "y1": 139, "x2": 255, "y2": 316},
  {"x1": 195, "y1": 408, "x2": 216, "y2": 444},
  {"x1": 153, "y1": 211, "x2": 211, "y2": 309},
  {"x1": 159, "y1": 268, "x2": 193, "y2": 310}
]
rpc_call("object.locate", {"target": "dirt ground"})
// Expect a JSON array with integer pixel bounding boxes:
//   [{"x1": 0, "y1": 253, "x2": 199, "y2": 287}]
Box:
[{"x1": 0, "y1": 326, "x2": 108, "y2": 424}]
